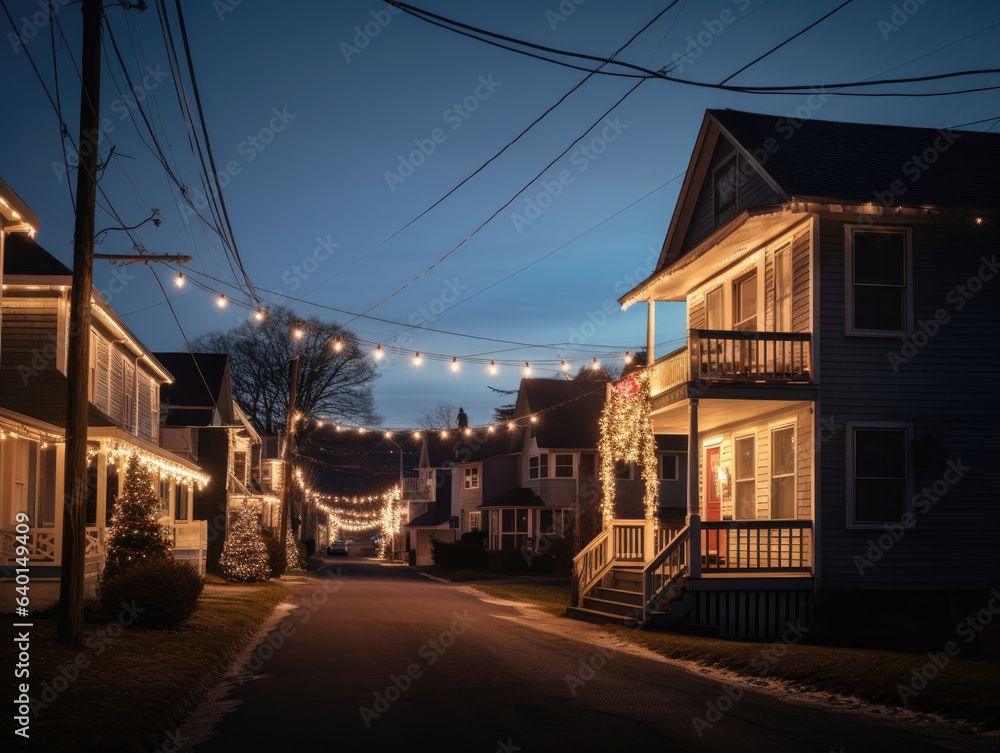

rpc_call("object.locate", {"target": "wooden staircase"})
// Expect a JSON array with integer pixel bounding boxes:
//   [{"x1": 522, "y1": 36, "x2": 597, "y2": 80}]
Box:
[{"x1": 567, "y1": 519, "x2": 698, "y2": 627}]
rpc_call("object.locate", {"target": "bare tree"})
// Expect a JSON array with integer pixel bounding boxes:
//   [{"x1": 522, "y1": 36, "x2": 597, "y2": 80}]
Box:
[
  {"x1": 414, "y1": 401, "x2": 459, "y2": 430},
  {"x1": 193, "y1": 307, "x2": 382, "y2": 435}
]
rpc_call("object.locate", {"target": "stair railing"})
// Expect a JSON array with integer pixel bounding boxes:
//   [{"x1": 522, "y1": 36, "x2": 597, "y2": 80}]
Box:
[
  {"x1": 641, "y1": 525, "x2": 690, "y2": 622},
  {"x1": 571, "y1": 527, "x2": 612, "y2": 608}
]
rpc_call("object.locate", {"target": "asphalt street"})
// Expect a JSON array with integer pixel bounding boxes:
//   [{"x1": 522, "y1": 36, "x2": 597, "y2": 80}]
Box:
[{"x1": 179, "y1": 558, "x2": 997, "y2": 753}]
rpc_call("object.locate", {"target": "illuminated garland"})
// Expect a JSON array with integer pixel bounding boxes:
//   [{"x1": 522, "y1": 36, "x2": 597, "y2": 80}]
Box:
[
  {"x1": 597, "y1": 372, "x2": 658, "y2": 522},
  {"x1": 309, "y1": 487, "x2": 401, "y2": 557},
  {"x1": 90, "y1": 439, "x2": 210, "y2": 490}
]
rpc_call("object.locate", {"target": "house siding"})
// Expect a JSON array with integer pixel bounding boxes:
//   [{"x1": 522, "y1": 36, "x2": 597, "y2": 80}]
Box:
[
  {"x1": 680, "y1": 137, "x2": 781, "y2": 254},
  {"x1": 817, "y1": 214, "x2": 1000, "y2": 589}
]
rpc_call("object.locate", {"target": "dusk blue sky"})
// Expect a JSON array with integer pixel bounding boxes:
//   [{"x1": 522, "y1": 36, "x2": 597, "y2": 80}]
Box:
[{"x1": 3, "y1": 0, "x2": 998, "y2": 427}]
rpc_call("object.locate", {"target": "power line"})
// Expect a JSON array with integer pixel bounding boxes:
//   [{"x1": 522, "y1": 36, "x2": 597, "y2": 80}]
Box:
[
  {"x1": 302, "y1": 0, "x2": 682, "y2": 297},
  {"x1": 386, "y1": 0, "x2": 1000, "y2": 97}
]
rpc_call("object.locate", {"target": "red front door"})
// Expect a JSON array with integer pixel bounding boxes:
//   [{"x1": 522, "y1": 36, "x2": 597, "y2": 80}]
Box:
[{"x1": 705, "y1": 446, "x2": 721, "y2": 521}]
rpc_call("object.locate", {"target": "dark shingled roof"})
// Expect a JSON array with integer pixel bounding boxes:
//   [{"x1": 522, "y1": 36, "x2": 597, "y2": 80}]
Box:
[
  {"x1": 710, "y1": 109, "x2": 1000, "y2": 211},
  {"x1": 514, "y1": 378, "x2": 608, "y2": 450},
  {"x1": 453, "y1": 430, "x2": 516, "y2": 463},
  {"x1": 404, "y1": 500, "x2": 451, "y2": 528},
  {"x1": 154, "y1": 352, "x2": 231, "y2": 427},
  {"x1": 480, "y1": 487, "x2": 545, "y2": 508},
  {"x1": 3, "y1": 234, "x2": 72, "y2": 276}
]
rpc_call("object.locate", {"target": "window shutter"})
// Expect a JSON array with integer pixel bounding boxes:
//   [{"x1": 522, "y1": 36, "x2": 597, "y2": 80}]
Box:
[
  {"x1": 137, "y1": 374, "x2": 153, "y2": 440},
  {"x1": 96, "y1": 335, "x2": 111, "y2": 413},
  {"x1": 110, "y1": 349, "x2": 124, "y2": 423}
]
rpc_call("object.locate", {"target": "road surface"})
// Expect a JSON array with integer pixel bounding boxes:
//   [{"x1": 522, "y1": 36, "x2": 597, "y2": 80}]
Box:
[{"x1": 178, "y1": 558, "x2": 996, "y2": 753}]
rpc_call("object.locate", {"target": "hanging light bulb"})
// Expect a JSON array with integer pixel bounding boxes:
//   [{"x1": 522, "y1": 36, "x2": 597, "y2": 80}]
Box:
[
  {"x1": 624, "y1": 351, "x2": 633, "y2": 364},
  {"x1": 464, "y1": 428, "x2": 472, "y2": 436},
  {"x1": 450, "y1": 357, "x2": 459, "y2": 372},
  {"x1": 524, "y1": 362, "x2": 531, "y2": 375},
  {"x1": 487, "y1": 425, "x2": 495, "y2": 433},
  {"x1": 413, "y1": 352, "x2": 422, "y2": 366},
  {"x1": 507, "y1": 421, "x2": 515, "y2": 430},
  {"x1": 592, "y1": 356, "x2": 601, "y2": 370},
  {"x1": 374, "y1": 345, "x2": 384, "y2": 360},
  {"x1": 174, "y1": 273, "x2": 185, "y2": 288},
  {"x1": 561, "y1": 360, "x2": 569, "y2": 372},
  {"x1": 385, "y1": 431, "x2": 392, "y2": 438},
  {"x1": 489, "y1": 360, "x2": 497, "y2": 375},
  {"x1": 254, "y1": 309, "x2": 265, "y2": 322},
  {"x1": 530, "y1": 416, "x2": 538, "y2": 423},
  {"x1": 216, "y1": 294, "x2": 227, "y2": 308},
  {"x1": 440, "y1": 430, "x2": 448, "y2": 438},
  {"x1": 333, "y1": 340, "x2": 343, "y2": 353},
  {"x1": 293, "y1": 327, "x2": 304, "y2": 339},
  {"x1": 413, "y1": 431, "x2": 421, "y2": 439}
]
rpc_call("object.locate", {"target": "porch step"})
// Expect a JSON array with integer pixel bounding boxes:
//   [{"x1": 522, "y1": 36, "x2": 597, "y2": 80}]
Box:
[
  {"x1": 565, "y1": 606, "x2": 652, "y2": 626},
  {"x1": 589, "y1": 587, "x2": 643, "y2": 607},
  {"x1": 582, "y1": 596, "x2": 644, "y2": 619},
  {"x1": 605, "y1": 567, "x2": 643, "y2": 591}
]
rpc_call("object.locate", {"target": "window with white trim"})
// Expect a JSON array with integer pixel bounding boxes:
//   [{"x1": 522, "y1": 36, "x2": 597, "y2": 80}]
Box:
[
  {"x1": 847, "y1": 226, "x2": 910, "y2": 335},
  {"x1": 850, "y1": 425, "x2": 909, "y2": 526},
  {"x1": 529, "y1": 453, "x2": 549, "y2": 479},
  {"x1": 499, "y1": 508, "x2": 529, "y2": 550},
  {"x1": 773, "y1": 243, "x2": 792, "y2": 332},
  {"x1": 469, "y1": 511, "x2": 481, "y2": 531},
  {"x1": 659, "y1": 455, "x2": 678, "y2": 481},
  {"x1": 770, "y1": 426, "x2": 796, "y2": 519},
  {"x1": 464, "y1": 466, "x2": 479, "y2": 489},
  {"x1": 734, "y1": 435, "x2": 756, "y2": 520},
  {"x1": 553, "y1": 453, "x2": 574, "y2": 478}
]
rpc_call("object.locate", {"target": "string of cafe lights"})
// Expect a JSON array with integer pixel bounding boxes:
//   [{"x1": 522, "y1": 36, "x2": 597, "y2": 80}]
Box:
[{"x1": 168, "y1": 267, "x2": 665, "y2": 376}]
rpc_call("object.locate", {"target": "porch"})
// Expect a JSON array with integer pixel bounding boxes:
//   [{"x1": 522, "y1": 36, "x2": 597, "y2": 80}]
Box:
[{"x1": 569, "y1": 517, "x2": 813, "y2": 637}]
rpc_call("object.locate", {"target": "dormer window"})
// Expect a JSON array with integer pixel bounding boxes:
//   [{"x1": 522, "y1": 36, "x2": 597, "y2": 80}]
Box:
[{"x1": 713, "y1": 156, "x2": 738, "y2": 227}]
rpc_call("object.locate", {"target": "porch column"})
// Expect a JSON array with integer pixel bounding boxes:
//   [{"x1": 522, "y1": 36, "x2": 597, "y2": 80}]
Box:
[
  {"x1": 647, "y1": 300, "x2": 655, "y2": 364},
  {"x1": 687, "y1": 398, "x2": 701, "y2": 578}
]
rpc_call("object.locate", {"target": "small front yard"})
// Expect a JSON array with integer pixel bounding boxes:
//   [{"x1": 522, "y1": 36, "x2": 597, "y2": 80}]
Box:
[
  {"x1": 4, "y1": 579, "x2": 288, "y2": 751},
  {"x1": 467, "y1": 582, "x2": 1000, "y2": 730}
]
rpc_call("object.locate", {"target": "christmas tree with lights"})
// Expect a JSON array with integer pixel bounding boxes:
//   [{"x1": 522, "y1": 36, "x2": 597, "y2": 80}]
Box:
[
  {"x1": 220, "y1": 506, "x2": 271, "y2": 582},
  {"x1": 102, "y1": 453, "x2": 173, "y2": 582}
]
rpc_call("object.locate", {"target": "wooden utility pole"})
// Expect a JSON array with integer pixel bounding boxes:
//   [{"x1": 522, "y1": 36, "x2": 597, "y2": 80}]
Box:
[
  {"x1": 278, "y1": 355, "x2": 300, "y2": 556},
  {"x1": 57, "y1": 0, "x2": 102, "y2": 647}
]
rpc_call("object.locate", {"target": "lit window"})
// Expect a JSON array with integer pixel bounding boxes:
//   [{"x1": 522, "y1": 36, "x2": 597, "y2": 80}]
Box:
[
  {"x1": 464, "y1": 467, "x2": 479, "y2": 489},
  {"x1": 770, "y1": 426, "x2": 795, "y2": 519},
  {"x1": 734, "y1": 436, "x2": 755, "y2": 520}
]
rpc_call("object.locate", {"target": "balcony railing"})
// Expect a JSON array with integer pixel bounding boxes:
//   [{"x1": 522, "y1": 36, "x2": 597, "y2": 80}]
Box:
[
  {"x1": 401, "y1": 477, "x2": 434, "y2": 502},
  {"x1": 649, "y1": 330, "x2": 811, "y2": 397}
]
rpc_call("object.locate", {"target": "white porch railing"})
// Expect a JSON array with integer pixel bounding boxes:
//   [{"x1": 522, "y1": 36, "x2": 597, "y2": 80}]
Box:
[
  {"x1": 0, "y1": 528, "x2": 58, "y2": 564},
  {"x1": 401, "y1": 477, "x2": 434, "y2": 502},
  {"x1": 701, "y1": 520, "x2": 812, "y2": 572}
]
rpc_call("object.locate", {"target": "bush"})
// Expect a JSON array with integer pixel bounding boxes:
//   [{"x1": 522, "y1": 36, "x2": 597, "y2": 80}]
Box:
[
  {"x1": 97, "y1": 557, "x2": 204, "y2": 628},
  {"x1": 293, "y1": 541, "x2": 308, "y2": 570},
  {"x1": 488, "y1": 548, "x2": 556, "y2": 573},
  {"x1": 431, "y1": 539, "x2": 488, "y2": 570},
  {"x1": 261, "y1": 528, "x2": 286, "y2": 578}
]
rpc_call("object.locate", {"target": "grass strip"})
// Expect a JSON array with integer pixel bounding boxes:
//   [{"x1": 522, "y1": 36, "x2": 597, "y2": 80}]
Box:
[{"x1": 5, "y1": 580, "x2": 288, "y2": 752}]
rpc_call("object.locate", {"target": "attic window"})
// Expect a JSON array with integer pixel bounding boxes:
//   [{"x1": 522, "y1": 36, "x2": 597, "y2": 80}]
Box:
[{"x1": 713, "y1": 156, "x2": 738, "y2": 226}]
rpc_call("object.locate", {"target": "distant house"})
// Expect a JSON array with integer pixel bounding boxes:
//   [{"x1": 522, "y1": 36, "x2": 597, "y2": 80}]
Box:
[
  {"x1": 0, "y1": 183, "x2": 207, "y2": 610},
  {"x1": 570, "y1": 109, "x2": 1000, "y2": 641},
  {"x1": 402, "y1": 431, "x2": 456, "y2": 565},
  {"x1": 155, "y1": 352, "x2": 278, "y2": 572}
]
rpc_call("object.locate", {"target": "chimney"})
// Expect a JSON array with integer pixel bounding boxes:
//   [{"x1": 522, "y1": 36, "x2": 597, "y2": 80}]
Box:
[{"x1": 457, "y1": 407, "x2": 468, "y2": 430}]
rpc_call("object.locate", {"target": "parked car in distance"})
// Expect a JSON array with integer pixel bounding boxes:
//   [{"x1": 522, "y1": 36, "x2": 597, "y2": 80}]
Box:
[{"x1": 326, "y1": 541, "x2": 349, "y2": 557}]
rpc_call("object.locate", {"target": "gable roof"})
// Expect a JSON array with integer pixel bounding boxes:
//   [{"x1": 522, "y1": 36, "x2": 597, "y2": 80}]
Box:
[
  {"x1": 513, "y1": 378, "x2": 607, "y2": 450},
  {"x1": 3, "y1": 233, "x2": 72, "y2": 276},
  {"x1": 154, "y1": 352, "x2": 233, "y2": 426},
  {"x1": 709, "y1": 109, "x2": 998, "y2": 212}
]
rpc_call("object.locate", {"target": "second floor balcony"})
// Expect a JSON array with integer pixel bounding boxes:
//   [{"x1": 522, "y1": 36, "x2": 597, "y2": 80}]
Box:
[
  {"x1": 649, "y1": 329, "x2": 811, "y2": 400},
  {"x1": 401, "y1": 476, "x2": 435, "y2": 502}
]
